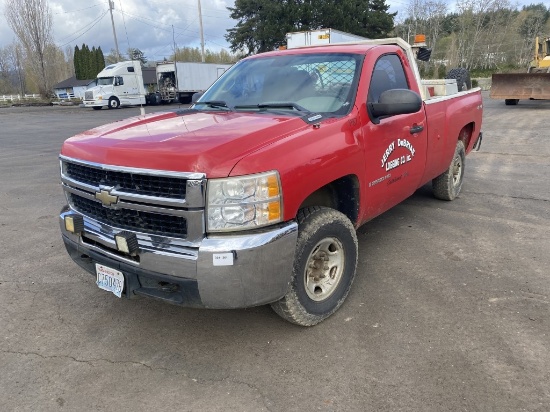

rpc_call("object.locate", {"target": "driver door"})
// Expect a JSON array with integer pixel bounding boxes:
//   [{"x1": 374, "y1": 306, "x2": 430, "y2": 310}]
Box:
[{"x1": 361, "y1": 53, "x2": 428, "y2": 216}]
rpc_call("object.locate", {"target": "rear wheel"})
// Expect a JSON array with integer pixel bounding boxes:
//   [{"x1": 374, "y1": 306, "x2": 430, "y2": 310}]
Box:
[
  {"x1": 432, "y1": 140, "x2": 466, "y2": 201},
  {"x1": 179, "y1": 94, "x2": 192, "y2": 104},
  {"x1": 446, "y1": 68, "x2": 471, "y2": 91},
  {"x1": 270, "y1": 207, "x2": 358, "y2": 326},
  {"x1": 505, "y1": 99, "x2": 519, "y2": 105}
]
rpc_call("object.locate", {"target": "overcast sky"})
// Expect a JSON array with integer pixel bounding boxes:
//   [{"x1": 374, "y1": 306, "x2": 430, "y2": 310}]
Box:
[{"x1": 0, "y1": 0, "x2": 540, "y2": 61}]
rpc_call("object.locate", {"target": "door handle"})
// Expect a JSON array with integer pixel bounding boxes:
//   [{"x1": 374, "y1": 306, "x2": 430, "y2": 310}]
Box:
[{"x1": 410, "y1": 124, "x2": 424, "y2": 134}]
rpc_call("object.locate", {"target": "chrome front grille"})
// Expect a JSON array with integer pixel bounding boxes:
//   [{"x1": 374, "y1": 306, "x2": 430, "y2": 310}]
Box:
[
  {"x1": 65, "y1": 161, "x2": 186, "y2": 199},
  {"x1": 60, "y1": 156, "x2": 206, "y2": 242},
  {"x1": 84, "y1": 91, "x2": 93, "y2": 100},
  {"x1": 69, "y1": 194, "x2": 188, "y2": 238}
]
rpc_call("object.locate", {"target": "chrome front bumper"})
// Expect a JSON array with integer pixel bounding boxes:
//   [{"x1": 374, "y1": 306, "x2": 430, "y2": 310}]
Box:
[
  {"x1": 83, "y1": 100, "x2": 107, "y2": 108},
  {"x1": 60, "y1": 207, "x2": 298, "y2": 309}
]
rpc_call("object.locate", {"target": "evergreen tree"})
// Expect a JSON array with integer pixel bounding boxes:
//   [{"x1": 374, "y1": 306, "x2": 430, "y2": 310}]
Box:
[
  {"x1": 90, "y1": 46, "x2": 97, "y2": 79},
  {"x1": 127, "y1": 48, "x2": 147, "y2": 65},
  {"x1": 96, "y1": 46, "x2": 105, "y2": 73},
  {"x1": 226, "y1": 0, "x2": 396, "y2": 55},
  {"x1": 315, "y1": 0, "x2": 395, "y2": 39},
  {"x1": 73, "y1": 44, "x2": 105, "y2": 79},
  {"x1": 82, "y1": 44, "x2": 91, "y2": 78},
  {"x1": 74, "y1": 45, "x2": 81, "y2": 79}
]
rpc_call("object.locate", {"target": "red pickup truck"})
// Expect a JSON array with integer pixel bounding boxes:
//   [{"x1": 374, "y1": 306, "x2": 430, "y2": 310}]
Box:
[{"x1": 59, "y1": 37, "x2": 483, "y2": 326}]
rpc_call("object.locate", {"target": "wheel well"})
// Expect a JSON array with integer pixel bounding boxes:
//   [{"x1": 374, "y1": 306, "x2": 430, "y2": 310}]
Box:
[
  {"x1": 459, "y1": 123, "x2": 474, "y2": 149},
  {"x1": 298, "y1": 175, "x2": 359, "y2": 225}
]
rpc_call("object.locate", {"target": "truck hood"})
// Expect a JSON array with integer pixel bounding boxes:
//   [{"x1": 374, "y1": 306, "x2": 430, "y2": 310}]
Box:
[
  {"x1": 87, "y1": 85, "x2": 113, "y2": 96},
  {"x1": 61, "y1": 109, "x2": 309, "y2": 177}
]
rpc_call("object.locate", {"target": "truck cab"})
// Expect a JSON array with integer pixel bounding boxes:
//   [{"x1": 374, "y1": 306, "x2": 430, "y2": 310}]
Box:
[{"x1": 83, "y1": 61, "x2": 146, "y2": 110}]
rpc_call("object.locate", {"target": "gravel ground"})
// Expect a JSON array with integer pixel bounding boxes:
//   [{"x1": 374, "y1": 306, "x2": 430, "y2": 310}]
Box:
[{"x1": 0, "y1": 94, "x2": 548, "y2": 411}]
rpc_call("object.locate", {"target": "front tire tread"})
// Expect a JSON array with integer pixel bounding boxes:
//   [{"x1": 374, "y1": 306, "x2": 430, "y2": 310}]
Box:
[{"x1": 271, "y1": 206, "x2": 358, "y2": 326}]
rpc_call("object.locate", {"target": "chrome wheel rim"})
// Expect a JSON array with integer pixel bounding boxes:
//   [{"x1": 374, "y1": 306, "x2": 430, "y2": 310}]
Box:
[
  {"x1": 304, "y1": 237, "x2": 345, "y2": 301},
  {"x1": 452, "y1": 154, "x2": 463, "y2": 187}
]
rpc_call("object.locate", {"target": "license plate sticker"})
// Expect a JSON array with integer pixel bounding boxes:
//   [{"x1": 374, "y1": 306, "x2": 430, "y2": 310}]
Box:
[{"x1": 95, "y1": 263, "x2": 124, "y2": 298}]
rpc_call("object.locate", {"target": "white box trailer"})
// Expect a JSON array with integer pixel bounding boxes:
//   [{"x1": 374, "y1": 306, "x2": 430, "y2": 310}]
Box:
[
  {"x1": 156, "y1": 62, "x2": 232, "y2": 103},
  {"x1": 286, "y1": 28, "x2": 367, "y2": 49}
]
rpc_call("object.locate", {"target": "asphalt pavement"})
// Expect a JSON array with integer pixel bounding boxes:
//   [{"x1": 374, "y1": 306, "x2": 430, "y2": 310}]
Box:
[{"x1": 0, "y1": 94, "x2": 548, "y2": 411}]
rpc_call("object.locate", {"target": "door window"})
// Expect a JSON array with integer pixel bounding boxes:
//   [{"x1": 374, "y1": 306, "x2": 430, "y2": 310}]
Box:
[{"x1": 368, "y1": 54, "x2": 409, "y2": 103}]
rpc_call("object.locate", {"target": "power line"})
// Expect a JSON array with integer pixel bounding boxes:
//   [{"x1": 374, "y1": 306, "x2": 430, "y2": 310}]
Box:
[
  {"x1": 118, "y1": 9, "x2": 203, "y2": 34},
  {"x1": 56, "y1": 9, "x2": 107, "y2": 42},
  {"x1": 118, "y1": 0, "x2": 132, "y2": 52},
  {"x1": 57, "y1": 10, "x2": 109, "y2": 47},
  {"x1": 53, "y1": 4, "x2": 104, "y2": 15}
]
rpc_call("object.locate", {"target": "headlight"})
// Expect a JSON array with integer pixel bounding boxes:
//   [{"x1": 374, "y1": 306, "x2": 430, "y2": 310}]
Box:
[{"x1": 207, "y1": 171, "x2": 282, "y2": 232}]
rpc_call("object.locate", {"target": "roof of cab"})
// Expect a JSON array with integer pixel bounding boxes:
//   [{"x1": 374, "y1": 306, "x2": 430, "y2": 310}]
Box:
[{"x1": 246, "y1": 43, "x2": 379, "y2": 59}]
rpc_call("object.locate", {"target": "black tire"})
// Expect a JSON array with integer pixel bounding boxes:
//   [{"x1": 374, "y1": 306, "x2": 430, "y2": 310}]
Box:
[
  {"x1": 270, "y1": 207, "x2": 358, "y2": 326},
  {"x1": 179, "y1": 94, "x2": 192, "y2": 104},
  {"x1": 108, "y1": 97, "x2": 120, "y2": 109},
  {"x1": 92, "y1": 106, "x2": 102, "y2": 110},
  {"x1": 432, "y1": 140, "x2": 466, "y2": 201},
  {"x1": 446, "y1": 68, "x2": 471, "y2": 92},
  {"x1": 505, "y1": 99, "x2": 519, "y2": 106}
]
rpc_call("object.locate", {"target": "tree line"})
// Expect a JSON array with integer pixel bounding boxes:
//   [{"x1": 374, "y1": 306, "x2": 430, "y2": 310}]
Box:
[
  {"x1": 226, "y1": 0, "x2": 550, "y2": 76},
  {"x1": 226, "y1": 0, "x2": 395, "y2": 55},
  {"x1": 74, "y1": 45, "x2": 105, "y2": 80},
  {"x1": 2, "y1": 0, "x2": 549, "y2": 97},
  {"x1": 0, "y1": 0, "x2": 240, "y2": 97},
  {"x1": 394, "y1": 0, "x2": 549, "y2": 76}
]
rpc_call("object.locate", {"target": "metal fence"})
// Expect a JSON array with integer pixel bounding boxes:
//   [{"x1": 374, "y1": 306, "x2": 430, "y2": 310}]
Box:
[{"x1": 0, "y1": 94, "x2": 41, "y2": 102}]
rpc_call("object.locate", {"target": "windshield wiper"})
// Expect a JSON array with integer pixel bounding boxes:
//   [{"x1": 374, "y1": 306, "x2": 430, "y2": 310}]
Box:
[
  {"x1": 258, "y1": 102, "x2": 310, "y2": 112},
  {"x1": 234, "y1": 102, "x2": 310, "y2": 114},
  {"x1": 195, "y1": 100, "x2": 232, "y2": 110}
]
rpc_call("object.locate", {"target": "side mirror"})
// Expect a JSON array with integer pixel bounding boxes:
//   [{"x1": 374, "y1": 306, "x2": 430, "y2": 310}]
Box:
[
  {"x1": 368, "y1": 89, "x2": 422, "y2": 124},
  {"x1": 191, "y1": 92, "x2": 203, "y2": 103}
]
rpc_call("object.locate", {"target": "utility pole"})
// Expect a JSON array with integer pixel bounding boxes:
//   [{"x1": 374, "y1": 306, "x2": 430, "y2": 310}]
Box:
[
  {"x1": 108, "y1": 0, "x2": 121, "y2": 62},
  {"x1": 197, "y1": 0, "x2": 205, "y2": 62},
  {"x1": 173, "y1": 25, "x2": 179, "y2": 92}
]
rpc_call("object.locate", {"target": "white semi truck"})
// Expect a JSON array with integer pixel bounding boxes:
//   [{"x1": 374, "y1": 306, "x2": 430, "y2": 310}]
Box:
[
  {"x1": 156, "y1": 62, "x2": 232, "y2": 103},
  {"x1": 83, "y1": 61, "x2": 146, "y2": 110}
]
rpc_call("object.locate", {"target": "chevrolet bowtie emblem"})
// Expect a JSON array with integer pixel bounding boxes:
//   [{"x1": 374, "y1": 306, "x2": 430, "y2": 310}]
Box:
[{"x1": 95, "y1": 189, "x2": 118, "y2": 206}]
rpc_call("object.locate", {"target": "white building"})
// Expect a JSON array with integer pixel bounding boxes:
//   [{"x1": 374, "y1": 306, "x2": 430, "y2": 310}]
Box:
[{"x1": 52, "y1": 76, "x2": 96, "y2": 99}]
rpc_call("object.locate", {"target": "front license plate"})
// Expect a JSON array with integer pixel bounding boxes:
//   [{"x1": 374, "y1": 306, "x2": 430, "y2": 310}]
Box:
[{"x1": 95, "y1": 263, "x2": 124, "y2": 298}]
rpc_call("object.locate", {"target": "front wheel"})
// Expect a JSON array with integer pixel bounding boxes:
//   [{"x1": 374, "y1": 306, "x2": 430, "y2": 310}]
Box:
[
  {"x1": 108, "y1": 97, "x2": 120, "y2": 109},
  {"x1": 432, "y1": 140, "x2": 466, "y2": 201},
  {"x1": 271, "y1": 207, "x2": 358, "y2": 326}
]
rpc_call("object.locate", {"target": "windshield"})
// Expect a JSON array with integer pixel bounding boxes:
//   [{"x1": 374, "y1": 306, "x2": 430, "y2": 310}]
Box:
[
  {"x1": 195, "y1": 53, "x2": 363, "y2": 115},
  {"x1": 97, "y1": 77, "x2": 114, "y2": 86}
]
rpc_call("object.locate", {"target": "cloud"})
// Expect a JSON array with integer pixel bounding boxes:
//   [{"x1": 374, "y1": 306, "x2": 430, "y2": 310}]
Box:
[
  {"x1": 0, "y1": 0, "x2": 539, "y2": 60},
  {"x1": 0, "y1": 0, "x2": 237, "y2": 60}
]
